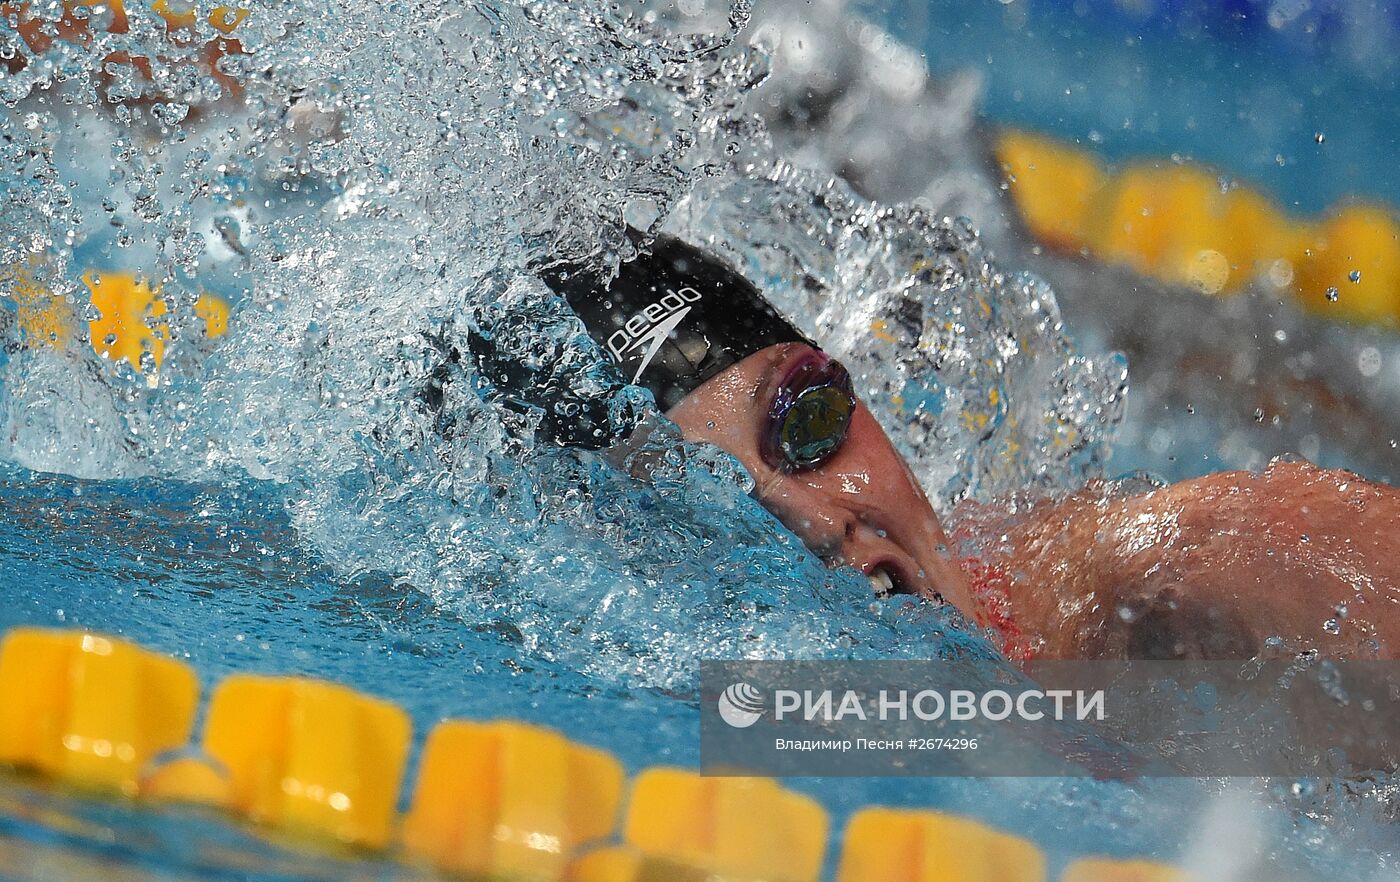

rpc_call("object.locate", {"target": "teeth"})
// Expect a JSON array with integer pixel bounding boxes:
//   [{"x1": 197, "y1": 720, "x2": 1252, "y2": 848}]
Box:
[{"x1": 868, "y1": 568, "x2": 894, "y2": 598}]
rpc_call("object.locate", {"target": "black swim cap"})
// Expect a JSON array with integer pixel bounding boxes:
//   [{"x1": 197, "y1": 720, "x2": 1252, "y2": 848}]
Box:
[{"x1": 544, "y1": 235, "x2": 812, "y2": 410}]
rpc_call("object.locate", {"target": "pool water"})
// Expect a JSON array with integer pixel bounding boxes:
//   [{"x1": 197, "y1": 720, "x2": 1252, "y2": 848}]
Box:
[
  {"x1": 4, "y1": 464, "x2": 1397, "y2": 880},
  {"x1": 910, "y1": 0, "x2": 1400, "y2": 216}
]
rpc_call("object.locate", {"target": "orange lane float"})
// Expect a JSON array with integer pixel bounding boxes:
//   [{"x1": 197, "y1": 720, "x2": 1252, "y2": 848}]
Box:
[{"x1": 1, "y1": 0, "x2": 247, "y2": 96}]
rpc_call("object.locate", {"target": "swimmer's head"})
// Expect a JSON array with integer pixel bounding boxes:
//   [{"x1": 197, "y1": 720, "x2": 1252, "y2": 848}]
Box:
[
  {"x1": 546, "y1": 236, "x2": 812, "y2": 411},
  {"x1": 548, "y1": 235, "x2": 972, "y2": 609}
]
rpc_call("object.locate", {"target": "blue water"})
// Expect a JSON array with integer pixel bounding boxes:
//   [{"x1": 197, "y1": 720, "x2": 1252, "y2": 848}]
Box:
[
  {"x1": 892, "y1": 0, "x2": 1400, "y2": 215},
  {"x1": 2, "y1": 462, "x2": 1396, "y2": 879}
]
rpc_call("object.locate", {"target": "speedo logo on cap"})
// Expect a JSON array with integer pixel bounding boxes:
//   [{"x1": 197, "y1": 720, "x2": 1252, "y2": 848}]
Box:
[{"x1": 607, "y1": 286, "x2": 702, "y2": 382}]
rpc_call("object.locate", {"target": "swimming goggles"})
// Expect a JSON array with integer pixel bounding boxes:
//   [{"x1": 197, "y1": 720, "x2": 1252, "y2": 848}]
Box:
[{"x1": 762, "y1": 355, "x2": 857, "y2": 473}]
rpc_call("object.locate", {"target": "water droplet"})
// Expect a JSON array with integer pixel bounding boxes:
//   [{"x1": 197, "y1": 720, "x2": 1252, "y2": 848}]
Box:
[
  {"x1": 1313, "y1": 132, "x2": 1325, "y2": 144},
  {"x1": 1322, "y1": 618, "x2": 1340, "y2": 635},
  {"x1": 1358, "y1": 347, "x2": 1382, "y2": 377},
  {"x1": 1348, "y1": 270, "x2": 1361, "y2": 283},
  {"x1": 1325, "y1": 287, "x2": 1339, "y2": 302}
]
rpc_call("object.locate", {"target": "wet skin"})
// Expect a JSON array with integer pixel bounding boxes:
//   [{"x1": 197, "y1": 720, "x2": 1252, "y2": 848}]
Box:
[
  {"x1": 962, "y1": 461, "x2": 1400, "y2": 660},
  {"x1": 668, "y1": 343, "x2": 1400, "y2": 661}
]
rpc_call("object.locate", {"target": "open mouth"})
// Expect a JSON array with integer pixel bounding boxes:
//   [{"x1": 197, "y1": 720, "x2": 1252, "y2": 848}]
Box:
[{"x1": 867, "y1": 562, "x2": 916, "y2": 599}]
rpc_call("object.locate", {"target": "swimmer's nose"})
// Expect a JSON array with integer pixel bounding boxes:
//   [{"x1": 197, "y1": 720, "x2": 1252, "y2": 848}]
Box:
[
  {"x1": 755, "y1": 475, "x2": 957, "y2": 601},
  {"x1": 778, "y1": 506, "x2": 937, "y2": 600},
  {"x1": 767, "y1": 503, "x2": 852, "y2": 567}
]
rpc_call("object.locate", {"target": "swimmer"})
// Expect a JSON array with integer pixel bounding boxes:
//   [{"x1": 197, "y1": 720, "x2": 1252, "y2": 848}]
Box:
[{"x1": 549, "y1": 235, "x2": 1400, "y2": 662}]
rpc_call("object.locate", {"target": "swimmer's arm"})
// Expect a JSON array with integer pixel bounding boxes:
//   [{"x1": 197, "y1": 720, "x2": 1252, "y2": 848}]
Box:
[{"x1": 982, "y1": 462, "x2": 1400, "y2": 660}]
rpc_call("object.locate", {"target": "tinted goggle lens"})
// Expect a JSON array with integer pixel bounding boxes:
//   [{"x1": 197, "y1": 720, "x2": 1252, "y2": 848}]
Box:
[{"x1": 766, "y1": 358, "x2": 856, "y2": 472}]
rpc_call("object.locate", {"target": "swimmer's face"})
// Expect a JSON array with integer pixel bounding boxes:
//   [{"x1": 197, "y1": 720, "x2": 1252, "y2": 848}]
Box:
[{"x1": 668, "y1": 342, "x2": 972, "y2": 610}]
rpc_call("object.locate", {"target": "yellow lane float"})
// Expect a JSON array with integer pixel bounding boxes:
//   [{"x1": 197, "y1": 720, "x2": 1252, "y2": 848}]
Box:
[
  {"x1": 1061, "y1": 857, "x2": 1191, "y2": 882},
  {"x1": 836, "y1": 807, "x2": 1047, "y2": 882},
  {"x1": 567, "y1": 770, "x2": 829, "y2": 882},
  {"x1": 997, "y1": 129, "x2": 1400, "y2": 325},
  {"x1": 208, "y1": 676, "x2": 409, "y2": 848},
  {"x1": 403, "y1": 720, "x2": 624, "y2": 880},
  {"x1": 0, "y1": 626, "x2": 1197, "y2": 879},
  {"x1": 1294, "y1": 204, "x2": 1400, "y2": 322},
  {"x1": 10, "y1": 268, "x2": 230, "y2": 382},
  {"x1": 0, "y1": 628, "x2": 197, "y2": 797},
  {"x1": 143, "y1": 675, "x2": 411, "y2": 849}
]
